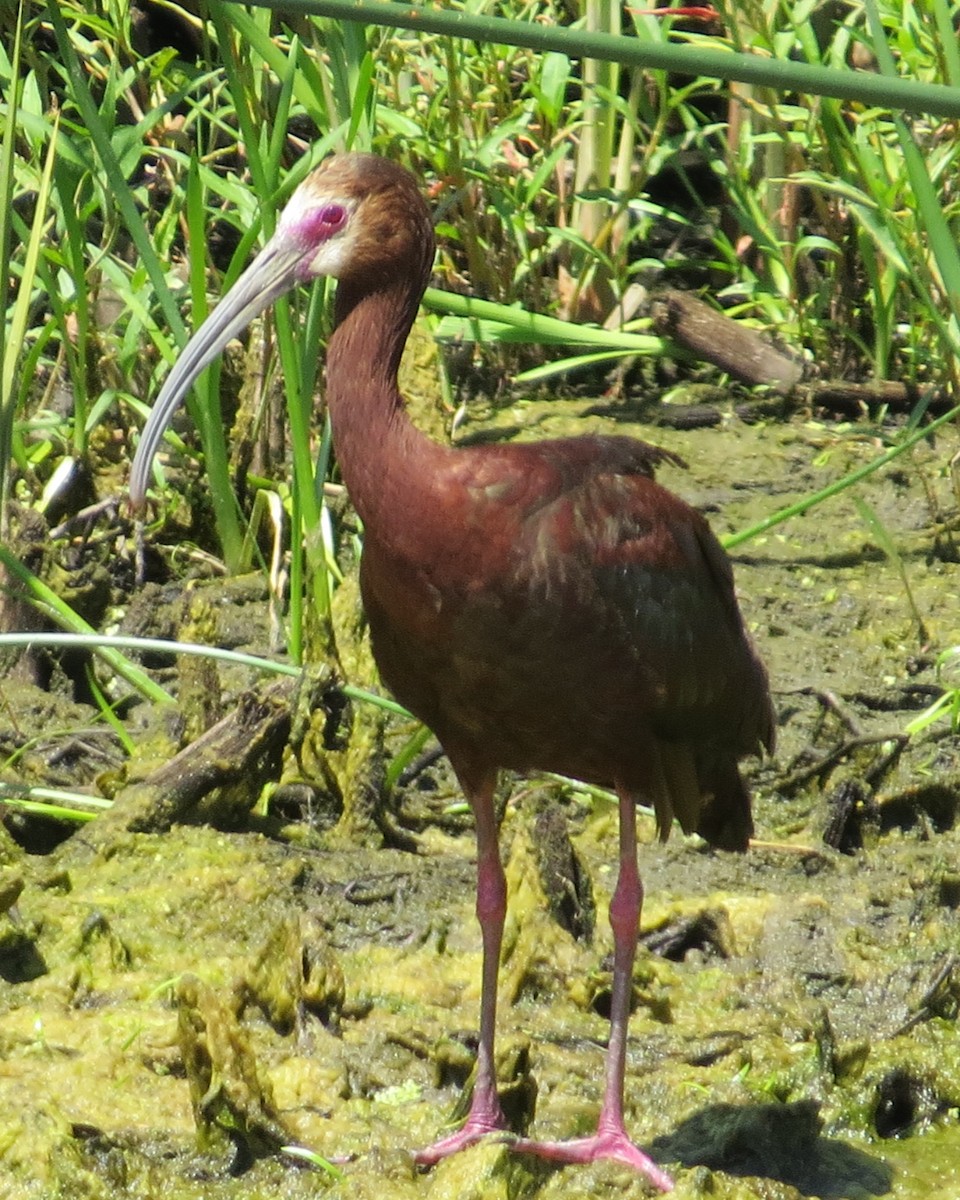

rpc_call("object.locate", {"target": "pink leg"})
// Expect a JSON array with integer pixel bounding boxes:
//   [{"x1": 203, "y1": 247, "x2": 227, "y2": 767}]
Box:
[
  {"x1": 415, "y1": 776, "x2": 509, "y2": 1164},
  {"x1": 512, "y1": 787, "x2": 673, "y2": 1191}
]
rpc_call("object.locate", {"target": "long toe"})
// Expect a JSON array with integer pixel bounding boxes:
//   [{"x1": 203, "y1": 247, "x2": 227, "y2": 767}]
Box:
[
  {"x1": 415, "y1": 1116, "x2": 510, "y2": 1167},
  {"x1": 511, "y1": 1130, "x2": 673, "y2": 1192}
]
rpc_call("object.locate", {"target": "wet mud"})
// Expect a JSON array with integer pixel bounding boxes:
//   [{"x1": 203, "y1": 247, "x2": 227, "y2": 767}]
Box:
[{"x1": 2, "y1": 391, "x2": 959, "y2": 1199}]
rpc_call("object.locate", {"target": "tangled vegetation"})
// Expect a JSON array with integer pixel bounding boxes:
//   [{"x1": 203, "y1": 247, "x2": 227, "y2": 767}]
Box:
[{"x1": 2, "y1": 2, "x2": 960, "y2": 1197}]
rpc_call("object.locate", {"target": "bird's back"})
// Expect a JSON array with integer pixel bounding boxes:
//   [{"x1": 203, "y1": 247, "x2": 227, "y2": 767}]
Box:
[{"x1": 359, "y1": 433, "x2": 774, "y2": 850}]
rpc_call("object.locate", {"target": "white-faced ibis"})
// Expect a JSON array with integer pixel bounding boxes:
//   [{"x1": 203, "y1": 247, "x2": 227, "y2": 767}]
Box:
[{"x1": 130, "y1": 153, "x2": 774, "y2": 1191}]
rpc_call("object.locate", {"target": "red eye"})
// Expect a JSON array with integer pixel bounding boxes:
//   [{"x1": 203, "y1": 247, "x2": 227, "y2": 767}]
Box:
[
  {"x1": 282, "y1": 197, "x2": 351, "y2": 256},
  {"x1": 308, "y1": 203, "x2": 347, "y2": 240}
]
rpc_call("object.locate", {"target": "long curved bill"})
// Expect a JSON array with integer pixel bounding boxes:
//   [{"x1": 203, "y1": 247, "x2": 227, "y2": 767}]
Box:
[{"x1": 129, "y1": 234, "x2": 305, "y2": 508}]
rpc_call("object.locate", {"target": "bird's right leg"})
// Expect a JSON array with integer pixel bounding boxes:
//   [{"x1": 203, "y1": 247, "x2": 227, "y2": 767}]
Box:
[
  {"x1": 415, "y1": 771, "x2": 508, "y2": 1164},
  {"x1": 511, "y1": 784, "x2": 673, "y2": 1190}
]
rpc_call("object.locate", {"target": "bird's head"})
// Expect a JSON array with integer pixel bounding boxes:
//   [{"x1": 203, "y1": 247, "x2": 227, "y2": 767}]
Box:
[
  {"x1": 128, "y1": 153, "x2": 434, "y2": 507},
  {"x1": 280, "y1": 153, "x2": 435, "y2": 289}
]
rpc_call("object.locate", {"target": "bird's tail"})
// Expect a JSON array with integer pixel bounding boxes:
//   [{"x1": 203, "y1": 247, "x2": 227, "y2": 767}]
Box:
[{"x1": 694, "y1": 756, "x2": 755, "y2": 852}]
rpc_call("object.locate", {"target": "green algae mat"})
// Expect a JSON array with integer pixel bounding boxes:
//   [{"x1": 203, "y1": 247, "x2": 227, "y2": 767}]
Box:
[{"x1": 2, "y1": 416, "x2": 960, "y2": 1199}]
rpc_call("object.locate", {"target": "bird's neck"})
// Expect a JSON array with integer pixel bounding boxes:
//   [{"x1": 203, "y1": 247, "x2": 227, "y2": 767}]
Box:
[{"x1": 325, "y1": 276, "x2": 447, "y2": 529}]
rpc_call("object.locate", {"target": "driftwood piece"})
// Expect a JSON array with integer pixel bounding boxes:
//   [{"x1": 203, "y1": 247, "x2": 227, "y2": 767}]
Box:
[
  {"x1": 652, "y1": 289, "x2": 935, "y2": 414},
  {"x1": 61, "y1": 679, "x2": 297, "y2": 860},
  {"x1": 651, "y1": 288, "x2": 804, "y2": 393},
  {"x1": 805, "y1": 378, "x2": 924, "y2": 415}
]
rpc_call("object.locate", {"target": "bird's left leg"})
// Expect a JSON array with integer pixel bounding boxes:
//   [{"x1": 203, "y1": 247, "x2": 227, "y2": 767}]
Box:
[
  {"x1": 415, "y1": 770, "x2": 509, "y2": 1164},
  {"x1": 512, "y1": 785, "x2": 673, "y2": 1191}
]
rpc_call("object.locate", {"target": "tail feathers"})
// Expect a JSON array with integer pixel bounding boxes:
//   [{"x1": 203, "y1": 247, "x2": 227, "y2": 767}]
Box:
[
  {"x1": 635, "y1": 742, "x2": 757, "y2": 852},
  {"x1": 656, "y1": 742, "x2": 702, "y2": 842},
  {"x1": 694, "y1": 756, "x2": 754, "y2": 851}
]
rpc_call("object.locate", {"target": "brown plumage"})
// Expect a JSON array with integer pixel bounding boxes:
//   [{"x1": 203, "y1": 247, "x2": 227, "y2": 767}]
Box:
[{"x1": 130, "y1": 153, "x2": 774, "y2": 1191}]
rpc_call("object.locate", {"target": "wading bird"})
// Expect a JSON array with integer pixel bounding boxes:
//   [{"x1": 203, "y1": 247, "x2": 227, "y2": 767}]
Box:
[{"x1": 130, "y1": 153, "x2": 774, "y2": 1192}]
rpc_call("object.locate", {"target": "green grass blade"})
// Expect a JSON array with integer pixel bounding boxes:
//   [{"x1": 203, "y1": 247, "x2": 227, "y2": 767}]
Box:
[
  {"x1": 266, "y1": 35, "x2": 300, "y2": 178},
  {"x1": 384, "y1": 722, "x2": 432, "y2": 792},
  {"x1": 208, "y1": 2, "x2": 269, "y2": 203},
  {"x1": 0, "y1": 0, "x2": 27, "y2": 516},
  {"x1": 515, "y1": 349, "x2": 641, "y2": 383},
  {"x1": 865, "y1": 0, "x2": 960, "y2": 351},
  {"x1": 85, "y1": 662, "x2": 137, "y2": 756},
  {"x1": 0, "y1": 549, "x2": 174, "y2": 706},
  {"x1": 933, "y1": 0, "x2": 960, "y2": 86},
  {"x1": 45, "y1": 4, "x2": 184, "y2": 338},
  {"x1": 45, "y1": 1, "x2": 243, "y2": 563},
  {"x1": 724, "y1": 399, "x2": 960, "y2": 549},
  {"x1": 49, "y1": 157, "x2": 92, "y2": 455},
  {"x1": 426, "y1": 289, "x2": 668, "y2": 351},
  {"x1": 2, "y1": 116, "x2": 57, "y2": 484},
  {"x1": 852, "y1": 496, "x2": 927, "y2": 644},
  {"x1": 239, "y1": 0, "x2": 960, "y2": 119},
  {"x1": 0, "y1": 632, "x2": 413, "y2": 718},
  {"x1": 0, "y1": 787, "x2": 101, "y2": 824}
]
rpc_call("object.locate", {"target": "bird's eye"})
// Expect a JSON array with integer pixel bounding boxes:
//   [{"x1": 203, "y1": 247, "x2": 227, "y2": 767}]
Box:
[{"x1": 307, "y1": 202, "x2": 348, "y2": 241}]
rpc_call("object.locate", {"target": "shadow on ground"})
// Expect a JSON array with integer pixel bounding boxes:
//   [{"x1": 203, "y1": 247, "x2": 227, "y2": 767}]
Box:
[{"x1": 651, "y1": 1099, "x2": 893, "y2": 1198}]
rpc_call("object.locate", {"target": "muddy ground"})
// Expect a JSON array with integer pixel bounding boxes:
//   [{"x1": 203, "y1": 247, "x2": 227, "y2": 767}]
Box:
[{"x1": 1, "y1": 385, "x2": 960, "y2": 1200}]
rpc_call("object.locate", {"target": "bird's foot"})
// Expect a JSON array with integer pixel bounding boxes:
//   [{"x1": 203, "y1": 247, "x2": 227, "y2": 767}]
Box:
[
  {"x1": 511, "y1": 1127, "x2": 673, "y2": 1192},
  {"x1": 414, "y1": 1114, "x2": 509, "y2": 1167}
]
